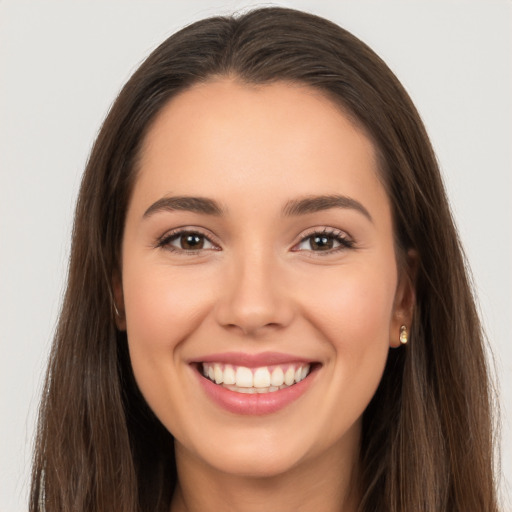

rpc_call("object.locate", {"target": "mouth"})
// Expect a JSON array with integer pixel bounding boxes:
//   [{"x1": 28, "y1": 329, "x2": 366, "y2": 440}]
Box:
[
  {"x1": 191, "y1": 352, "x2": 320, "y2": 414},
  {"x1": 200, "y1": 362, "x2": 312, "y2": 394}
]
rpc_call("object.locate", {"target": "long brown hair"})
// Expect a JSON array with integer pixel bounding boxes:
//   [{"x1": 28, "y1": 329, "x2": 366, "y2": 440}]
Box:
[{"x1": 30, "y1": 7, "x2": 499, "y2": 511}]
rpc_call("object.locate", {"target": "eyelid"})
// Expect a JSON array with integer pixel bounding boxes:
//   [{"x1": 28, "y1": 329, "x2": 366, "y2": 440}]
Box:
[
  {"x1": 291, "y1": 227, "x2": 355, "y2": 253},
  {"x1": 154, "y1": 225, "x2": 354, "y2": 255},
  {"x1": 155, "y1": 226, "x2": 221, "y2": 253}
]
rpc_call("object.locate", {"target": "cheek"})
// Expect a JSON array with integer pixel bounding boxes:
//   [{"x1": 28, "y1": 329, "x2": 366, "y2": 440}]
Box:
[
  {"x1": 303, "y1": 263, "x2": 397, "y2": 349},
  {"x1": 122, "y1": 261, "x2": 217, "y2": 365},
  {"x1": 310, "y1": 264, "x2": 397, "y2": 428},
  {"x1": 300, "y1": 261, "x2": 396, "y2": 414},
  {"x1": 120, "y1": 261, "x2": 221, "y2": 433}
]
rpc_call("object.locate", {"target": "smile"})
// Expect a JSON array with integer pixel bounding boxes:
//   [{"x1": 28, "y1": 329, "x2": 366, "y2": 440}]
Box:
[
  {"x1": 201, "y1": 362, "x2": 311, "y2": 394},
  {"x1": 192, "y1": 352, "x2": 319, "y2": 415}
]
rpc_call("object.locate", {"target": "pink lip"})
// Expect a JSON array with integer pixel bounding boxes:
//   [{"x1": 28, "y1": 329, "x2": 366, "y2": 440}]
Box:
[
  {"x1": 190, "y1": 351, "x2": 313, "y2": 367},
  {"x1": 193, "y1": 360, "x2": 319, "y2": 416}
]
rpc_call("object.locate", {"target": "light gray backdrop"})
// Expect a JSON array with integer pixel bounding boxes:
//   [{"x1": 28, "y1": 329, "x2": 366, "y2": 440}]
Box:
[{"x1": 1, "y1": 1, "x2": 511, "y2": 511}]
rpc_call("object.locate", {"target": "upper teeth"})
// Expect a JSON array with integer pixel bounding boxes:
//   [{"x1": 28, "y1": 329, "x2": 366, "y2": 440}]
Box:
[{"x1": 202, "y1": 363, "x2": 311, "y2": 389}]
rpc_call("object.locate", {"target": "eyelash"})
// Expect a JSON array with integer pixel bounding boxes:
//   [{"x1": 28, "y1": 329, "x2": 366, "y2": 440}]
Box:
[
  {"x1": 155, "y1": 227, "x2": 355, "y2": 255},
  {"x1": 292, "y1": 228, "x2": 355, "y2": 255},
  {"x1": 156, "y1": 228, "x2": 219, "y2": 254}
]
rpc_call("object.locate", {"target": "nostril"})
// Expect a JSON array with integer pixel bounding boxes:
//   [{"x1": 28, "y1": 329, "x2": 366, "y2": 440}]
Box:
[{"x1": 214, "y1": 275, "x2": 295, "y2": 334}]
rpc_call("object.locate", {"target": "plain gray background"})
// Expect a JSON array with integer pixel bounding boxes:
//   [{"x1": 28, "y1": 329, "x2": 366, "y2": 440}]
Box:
[{"x1": 1, "y1": 1, "x2": 511, "y2": 510}]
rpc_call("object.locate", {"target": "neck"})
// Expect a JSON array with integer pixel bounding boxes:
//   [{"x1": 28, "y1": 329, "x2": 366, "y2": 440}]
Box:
[{"x1": 170, "y1": 432, "x2": 360, "y2": 512}]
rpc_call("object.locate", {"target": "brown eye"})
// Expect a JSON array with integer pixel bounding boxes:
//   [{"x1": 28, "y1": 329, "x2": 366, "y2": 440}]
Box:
[
  {"x1": 294, "y1": 230, "x2": 354, "y2": 253},
  {"x1": 159, "y1": 231, "x2": 216, "y2": 252},
  {"x1": 310, "y1": 235, "x2": 334, "y2": 251},
  {"x1": 180, "y1": 233, "x2": 205, "y2": 250}
]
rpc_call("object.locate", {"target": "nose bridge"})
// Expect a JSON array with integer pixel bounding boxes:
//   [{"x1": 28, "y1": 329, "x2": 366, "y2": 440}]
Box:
[{"x1": 216, "y1": 243, "x2": 293, "y2": 335}]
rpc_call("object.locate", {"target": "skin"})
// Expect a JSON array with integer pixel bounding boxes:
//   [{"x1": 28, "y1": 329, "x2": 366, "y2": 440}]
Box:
[{"x1": 114, "y1": 79, "x2": 415, "y2": 512}]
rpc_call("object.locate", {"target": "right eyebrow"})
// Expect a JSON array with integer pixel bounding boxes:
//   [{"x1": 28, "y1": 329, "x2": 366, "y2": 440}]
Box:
[{"x1": 143, "y1": 196, "x2": 224, "y2": 218}]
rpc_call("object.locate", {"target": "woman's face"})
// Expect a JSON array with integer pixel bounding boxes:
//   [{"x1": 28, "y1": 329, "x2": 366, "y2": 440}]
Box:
[{"x1": 116, "y1": 79, "x2": 413, "y2": 478}]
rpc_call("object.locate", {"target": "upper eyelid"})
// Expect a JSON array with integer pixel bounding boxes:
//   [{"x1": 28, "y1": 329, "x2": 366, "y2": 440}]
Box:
[
  {"x1": 156, "y1": 226, "x2": 220, "y2": 248},
  {"x1": 155, "y1": 225, "x2": 353, "y2": 249},
  {"x1": 292, "y1": 227, "x2": 355, "y2": 252},
  {"x1": 296, "y1": 226, "x2": 352, "y2": 241}
]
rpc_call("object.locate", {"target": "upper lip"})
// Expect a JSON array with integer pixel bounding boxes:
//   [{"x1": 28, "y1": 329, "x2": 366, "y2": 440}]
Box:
[{"x1": 189, "y1": 351, "x2": 316, "y2": 368}]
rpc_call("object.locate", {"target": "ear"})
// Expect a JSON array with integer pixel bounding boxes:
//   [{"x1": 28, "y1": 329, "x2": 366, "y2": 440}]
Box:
[
  {"x1": 112, "y1": 269, "x2": 127, "y2": 331},
  {"x1": 389, "y1": 249, "x2": 418, "y2": 348}
]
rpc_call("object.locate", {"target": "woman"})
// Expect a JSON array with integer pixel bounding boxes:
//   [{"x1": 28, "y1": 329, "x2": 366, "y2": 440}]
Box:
[{"x1": 30, "y1": 7, "x2": 499, "y2": 512}]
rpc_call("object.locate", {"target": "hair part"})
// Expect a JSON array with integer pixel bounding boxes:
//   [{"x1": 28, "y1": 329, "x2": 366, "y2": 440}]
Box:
[{"x1": 31, "y1": 7, "x2": 498, "y2": 512}]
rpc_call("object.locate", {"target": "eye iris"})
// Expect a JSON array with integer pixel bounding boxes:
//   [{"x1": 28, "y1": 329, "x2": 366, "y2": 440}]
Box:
[
  {"x1": 181, "y1": 233, "x2": 204, "y2": 250},
  {"x1": 311, "y1": 235, "x2": 334, "y2": 250}
]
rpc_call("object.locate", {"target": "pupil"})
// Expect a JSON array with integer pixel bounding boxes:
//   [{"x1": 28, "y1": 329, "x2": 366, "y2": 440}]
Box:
[
  {"x1": 312, "y1": 235, "x2": 333, "y2": 250},
  {"x1": 182, "y1": 234, "x2": 203, "y2": 250}
]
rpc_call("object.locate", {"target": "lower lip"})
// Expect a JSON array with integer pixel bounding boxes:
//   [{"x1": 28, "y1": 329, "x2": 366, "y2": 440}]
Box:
[{"x1": 196, "y1": 367, "x2": 317, "y2": 415}]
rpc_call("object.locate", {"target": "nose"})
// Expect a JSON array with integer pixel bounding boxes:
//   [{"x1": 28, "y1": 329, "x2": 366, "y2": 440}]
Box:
[{"x1": 214, "y1": 249, "x2": 295, "y2": 336}]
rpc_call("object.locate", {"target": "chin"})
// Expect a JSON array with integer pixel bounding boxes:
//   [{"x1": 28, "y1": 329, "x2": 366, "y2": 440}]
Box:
[
  {"x1": 174, "y1": 424, "x2": 314, "y2": 479},
  {"x1": 203, "y1": 446, "x2": 306, "y2": 479}
]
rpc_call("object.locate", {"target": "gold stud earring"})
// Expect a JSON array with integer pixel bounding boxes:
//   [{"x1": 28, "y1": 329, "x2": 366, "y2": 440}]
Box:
[{"x1": 399, "y1": 325, "x2": 408, "y2": 345}]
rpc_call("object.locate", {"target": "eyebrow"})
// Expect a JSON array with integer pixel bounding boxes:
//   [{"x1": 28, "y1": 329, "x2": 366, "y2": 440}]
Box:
[
  {"x1": 143, "y1": 196, "x2": 224, "y2": 218},
  {"x1": 143, "y1": 193, "x2": 372, "y2": 222},
  {"x1": 282, "y1": 194, "x2": 373, "y2": 222}
]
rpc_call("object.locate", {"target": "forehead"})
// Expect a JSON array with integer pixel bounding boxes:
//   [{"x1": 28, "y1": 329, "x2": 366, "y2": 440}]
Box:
[
  {"x1": 133, "y1": 79, "x2": 388, "y2": 219},
  {"x1": 141, "y1": 78, "x2": 373, "y2": 160}
]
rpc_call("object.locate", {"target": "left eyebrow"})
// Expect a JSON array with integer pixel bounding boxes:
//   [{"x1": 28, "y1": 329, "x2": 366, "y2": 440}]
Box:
[
  {"x1": 143, "y1": 196, "x2": 224, "y2": 218},
  {"x1": 282, "y1": 194, "x2": 373, "y2": 223}
]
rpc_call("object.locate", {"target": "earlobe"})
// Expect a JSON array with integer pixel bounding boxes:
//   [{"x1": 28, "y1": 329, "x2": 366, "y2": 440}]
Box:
[
  {"x1": 112, "y1": 269, "x2": 127, "y2": 331},
  {"x1": 389, "y1": 249, "x2": 418, "y2": 348}
]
